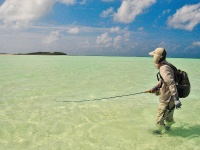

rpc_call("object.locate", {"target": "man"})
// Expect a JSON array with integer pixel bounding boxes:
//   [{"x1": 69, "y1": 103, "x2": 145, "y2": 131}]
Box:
[{"x1": 148, "y1": 47, "x2": 182, "y2": 133}]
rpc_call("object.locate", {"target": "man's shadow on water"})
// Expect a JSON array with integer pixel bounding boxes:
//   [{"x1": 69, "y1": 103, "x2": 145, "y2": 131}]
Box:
[{"x1": 167, "y1": 124, "x2": 200, "y2": 138}]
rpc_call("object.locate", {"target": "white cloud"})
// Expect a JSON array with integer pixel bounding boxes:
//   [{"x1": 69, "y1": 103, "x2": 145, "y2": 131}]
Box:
[
  {"x1": 43, "y1": 30, "x2": 61, "y2": 45},
  {"x1": 79, "y1": 40, "x2": 90, "y2": 48},
  {"x1": 110, "y1": 26, "x2": 120, "y2": 33},
  {"x1": 68, "y1": 27, "x2": 80, "y2": 34},
  {"x1": 114, "y1": 0, "x2": 156, "y2": 23},
  {"x1": 59, "y1": 0, "x2": 76, "y2": 5},
  {"x1": 123, "y1": 30, "x2": 130, "y2": 42},
  {"x1": 0, "y1": 0, "x2": 86, "y2": 28},
  {"x1": 158, "y1": 9, "x2": 171, "y2": 18},
  {"x1": 157, "y1": 41, "x2": 181, "y2": 51},
  {"x1": 162, "y1": 9, "x2": 171, "y2": 15},
  {"x1": 0, "y1": 0, "x2": 55, "y2": 28},
  {"x1": 0, "y1": 24, "x2": 134, "y2": 55},
  {"x1": 100, "y1": 7, "x2": 114, "y2": 18},
  {"x1": 59, "y1": 0, "x2": 86, "y2": 5},
  {"x1": 96, "y1": 33, "x2": 113, "y2": 47},
  {"x1": 167, "y1": 3, "x2": 200, "y2": 31},
  {"x1": 114, "y1": 35, "x2": 123, "y2": 48},
  {"x1": 193, "y1": 41, "x2": 200, "y2": 46},
  {"x1": 96, "y1": 28, "x2": 131, "y2": 49}
]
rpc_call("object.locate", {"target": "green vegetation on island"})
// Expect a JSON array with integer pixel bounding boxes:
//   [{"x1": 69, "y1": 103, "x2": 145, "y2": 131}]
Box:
[{"x1": 15, "y1": 52, "x2": 67, "y2": 55}]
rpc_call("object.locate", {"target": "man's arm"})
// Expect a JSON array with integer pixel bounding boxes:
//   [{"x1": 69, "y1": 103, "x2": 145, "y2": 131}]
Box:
[
  {"x1": 159, "y1": 65, "x2": 178, "y2": 97},
  {"x1": 160, "y1": 65, "x2": 181, "y2": 109}
]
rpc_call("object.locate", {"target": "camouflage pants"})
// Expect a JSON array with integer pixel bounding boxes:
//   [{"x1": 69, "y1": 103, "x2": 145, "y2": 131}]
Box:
[{"x1": 156, "y1": 99, "x2": 175, "y2": 126}]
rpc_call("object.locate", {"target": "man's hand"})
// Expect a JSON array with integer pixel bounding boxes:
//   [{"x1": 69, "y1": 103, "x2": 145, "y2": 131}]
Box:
[
  {"x1": 174, "y1": 97, "x2": 182, "y2": 109},
  {"x1": 146, "y1": 86, "x2": 160, "y2": 96},
  {"x1": 150, "y1": 86, "x2": 159, "y2": 93}
]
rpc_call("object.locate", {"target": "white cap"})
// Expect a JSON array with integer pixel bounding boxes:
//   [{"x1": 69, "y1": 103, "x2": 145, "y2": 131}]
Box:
[
  {"x1": 149, "y1": 47, "x2": 165, "y2": 56},
  {"x1": 149, "y1": 48, "x2": 167, "y2": 64}
]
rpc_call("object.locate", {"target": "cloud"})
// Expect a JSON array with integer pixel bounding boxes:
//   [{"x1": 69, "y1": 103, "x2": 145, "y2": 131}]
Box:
[
  {"x1": 79, "y1": 40, "x2": 90, "y2": 48},
  {"x1": 0, "y1": 0, "x2": 86, "y2": 28},
  {"x1": 96, "y1": 27, "x2": 131, "y2": 49},
  {"x1": 0, "y1": 0, "x2": 55, "y2": 28},
  {"x1": 123, "y1": 30, "x2": 131, "y2": 42},
  {"x1": 193, "y1": 41, "x2": 200, "y2": 46},
  {"x1": 162, "y1": 9, "x2": 171, "y2": 15},
  {"x1": 59, "y1": 0, "x2": 76, "y2": 5},
  {"x1": 43, "y1": 30, "x2": 61, "y2": 45},
  {"x1": 113, "y1": 35, "x2": 123, "y2": 48},
  {"x1": 158, "y1": 9, "x2": 171, "y2": 18},
  {"x1": 114, "y1": 0, "x2": 156, "y2": 23},
  {"x1": 100, "y1": 7, "x2": 114, "y2": 18},
  {"x1": 68, "y1": 27, "x2": 80, "y2": 34},
  {"x1": 96, "y1": 33, "x2": 113, "y2": 47},
  {"x1": 109, "y1": 26, "x2": 120, "y2": 33},
  {"x1": 167, "y1": 3, "x2": 200, "y2": 31},
  {"x1": 59, "y1": 0, "x2": 86, "y2": 5}
]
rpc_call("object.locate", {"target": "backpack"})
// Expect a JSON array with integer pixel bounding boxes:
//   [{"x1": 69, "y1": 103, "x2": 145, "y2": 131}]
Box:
[{"x1": 157, "y1": 63, "x2": 191, "y2": 98}]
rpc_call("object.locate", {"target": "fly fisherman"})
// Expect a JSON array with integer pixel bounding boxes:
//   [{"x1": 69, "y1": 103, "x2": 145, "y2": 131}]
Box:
[{"x1": 148, "y1": 48, "x2": 182, "y2": 134}]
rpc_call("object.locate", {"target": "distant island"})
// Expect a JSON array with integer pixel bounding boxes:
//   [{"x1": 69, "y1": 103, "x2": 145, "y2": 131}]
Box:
[
  {"x1": 15, "y1": 52, "x2": 67, "y2": 55},
  {"x1": 0, "y1": 53, "x2": 12, "y2": 55}
]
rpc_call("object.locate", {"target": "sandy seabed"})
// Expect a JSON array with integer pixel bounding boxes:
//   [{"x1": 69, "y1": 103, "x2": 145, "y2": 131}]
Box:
[{"x1": 0, "y1": 56, "x2": 199, "y2": 150}]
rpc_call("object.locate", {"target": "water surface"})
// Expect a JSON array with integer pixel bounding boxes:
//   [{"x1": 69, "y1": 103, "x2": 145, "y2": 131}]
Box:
[{"x1": 0, "y1": 56, "x2": 199, "y2": 149}]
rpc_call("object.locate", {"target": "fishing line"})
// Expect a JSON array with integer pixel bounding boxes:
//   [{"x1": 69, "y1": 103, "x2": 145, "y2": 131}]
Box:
[{"x1": 56, "y1": 91, "x2": 148, "y2": 103}]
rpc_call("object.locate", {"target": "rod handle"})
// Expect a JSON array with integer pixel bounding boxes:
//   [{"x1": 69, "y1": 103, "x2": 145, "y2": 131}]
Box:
[{"x1": 145, "y1": 90, "x2": 151, "y2": 93}]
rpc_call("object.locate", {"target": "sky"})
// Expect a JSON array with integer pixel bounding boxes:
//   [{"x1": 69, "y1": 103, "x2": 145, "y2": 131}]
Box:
[{"x1": 0, "y1": 0, "x2": 200, "y2": 57}]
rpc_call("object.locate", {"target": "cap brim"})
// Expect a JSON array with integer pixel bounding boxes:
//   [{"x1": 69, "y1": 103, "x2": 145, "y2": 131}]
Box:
[{"x1": 149, "y1": 51, "x2": 155, "y2": 56}]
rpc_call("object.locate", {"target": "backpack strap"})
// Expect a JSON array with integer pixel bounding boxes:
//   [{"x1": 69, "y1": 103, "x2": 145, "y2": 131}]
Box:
[
  {"x1": 156, "y1": 72, "x2": 163, "y2": 88},
  {"x1": 157, "y1": 72, "x2": 163, "y2": 81},
  {"x1": 163, "y1": 63, "x2": 177, "y2": 71}
]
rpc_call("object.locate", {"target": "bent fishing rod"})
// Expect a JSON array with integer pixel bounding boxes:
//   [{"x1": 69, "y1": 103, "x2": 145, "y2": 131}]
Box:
[{"x1": 57, "y1": 90, "x2": 151, "y2": 103}]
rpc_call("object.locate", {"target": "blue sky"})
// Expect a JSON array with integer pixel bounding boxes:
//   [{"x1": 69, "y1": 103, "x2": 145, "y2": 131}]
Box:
[{"x1": 0, "y1": 0, "x2": 200, "y2": 57}]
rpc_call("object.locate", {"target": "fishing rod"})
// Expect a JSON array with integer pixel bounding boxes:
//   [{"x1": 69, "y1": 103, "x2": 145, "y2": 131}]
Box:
[{"x1": 57, "y1": 90, "x2": 151, "y2": 103}]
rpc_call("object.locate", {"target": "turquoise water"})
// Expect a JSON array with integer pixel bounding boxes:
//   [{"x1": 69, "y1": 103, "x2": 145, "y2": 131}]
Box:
[{"x1": 0, "y1": 56, "x2": 200, "y2": 149}]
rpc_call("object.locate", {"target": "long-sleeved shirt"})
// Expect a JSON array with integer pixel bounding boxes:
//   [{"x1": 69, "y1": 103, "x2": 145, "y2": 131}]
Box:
[{"x1": 158, "y1": 61, "x2": 178, "y2": 103}]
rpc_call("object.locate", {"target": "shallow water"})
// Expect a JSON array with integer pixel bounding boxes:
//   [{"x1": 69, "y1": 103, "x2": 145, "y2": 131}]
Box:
[{"x1": 0, "y1": 56, "x2": 200, "y2": 149}]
